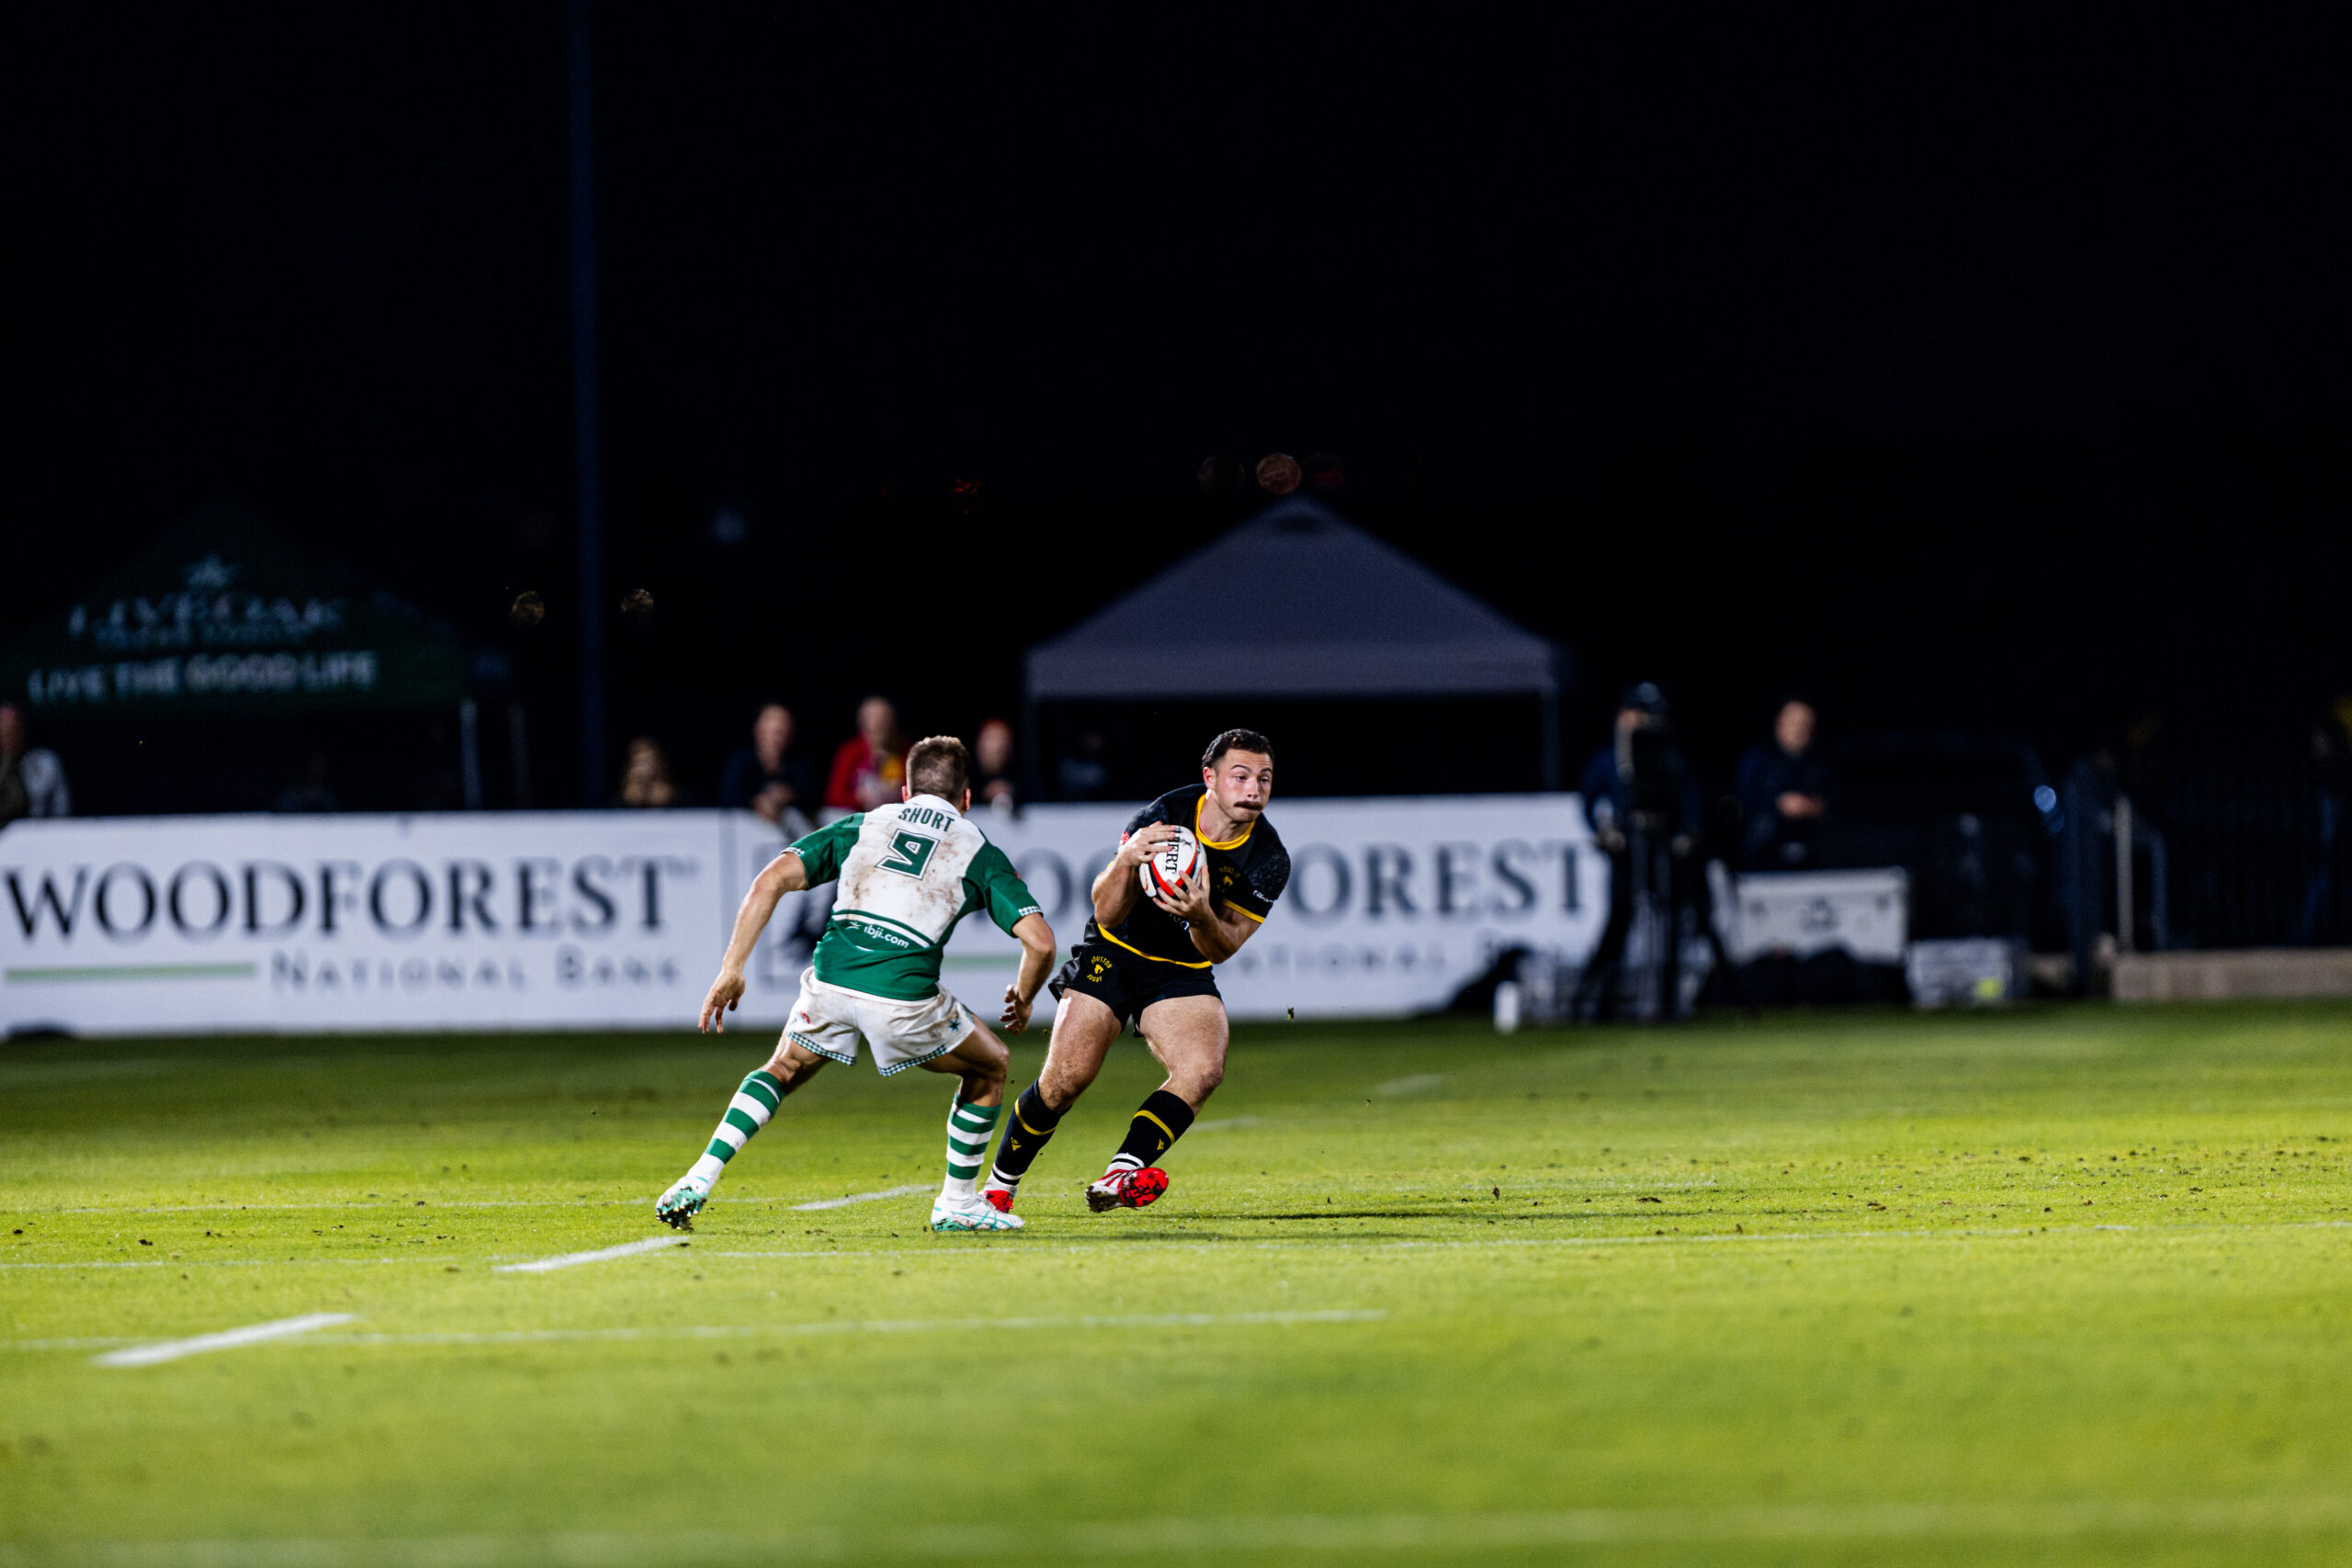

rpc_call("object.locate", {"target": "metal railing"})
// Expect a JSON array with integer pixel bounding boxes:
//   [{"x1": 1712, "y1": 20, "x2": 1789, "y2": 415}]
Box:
[{"x1": 2121, "y1": 753, "x2": 2350, "y2": 950}]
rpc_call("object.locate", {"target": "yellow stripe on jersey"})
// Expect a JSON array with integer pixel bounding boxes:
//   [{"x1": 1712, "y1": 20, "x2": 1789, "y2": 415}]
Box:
[
  {"x1": 1098, "y1": 928, "x2": 1213, "y2": 969},
  {"x1": 1194, "y1": 795, "x2": 1254, "y2": 851}
]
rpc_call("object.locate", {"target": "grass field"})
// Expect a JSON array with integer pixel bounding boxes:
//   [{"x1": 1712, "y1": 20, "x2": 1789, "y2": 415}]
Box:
[{"x1": 6, "y1": 1003, "x2": 2352, "y2": 1566}]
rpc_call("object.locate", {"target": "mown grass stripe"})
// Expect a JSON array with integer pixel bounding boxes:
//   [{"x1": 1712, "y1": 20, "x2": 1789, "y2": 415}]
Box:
[
  {"x1": 14, "y1": 1497, "x2": 2352, "y2": 1565},
  {"x1": 12, "y1": 1217, "x2": 2352, "y2": 1272},
  {"x1": 313, "y1": 1309, "x2": 1385, "y2": 1347}
]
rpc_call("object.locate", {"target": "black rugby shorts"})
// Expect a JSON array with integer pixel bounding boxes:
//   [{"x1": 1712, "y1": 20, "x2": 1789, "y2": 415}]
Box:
[{"x1": 1048, "y1": 940, "x2": 1221, "y2": 1032}]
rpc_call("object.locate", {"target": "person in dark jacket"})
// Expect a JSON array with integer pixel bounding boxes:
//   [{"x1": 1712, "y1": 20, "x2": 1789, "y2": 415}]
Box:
[
  {"x1": 718, "y1": 704, "x2": 814, "y2": 835},
  {"x1": 1736, "y1": 699, "x2": 1829, "y2": 868},
  {"x1": 1574, "y1": 682, "x2": 1704, "y2": 1022}
]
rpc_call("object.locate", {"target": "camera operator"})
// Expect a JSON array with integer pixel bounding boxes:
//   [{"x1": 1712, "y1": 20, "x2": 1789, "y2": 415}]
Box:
[{"x1": 1573, "y1": 682, "x2": 1704, "y2": 1021}]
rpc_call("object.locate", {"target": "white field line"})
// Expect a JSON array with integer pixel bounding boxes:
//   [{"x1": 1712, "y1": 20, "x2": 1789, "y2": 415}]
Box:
[
  {"x1": 1192, "y1": 1116, "x2": 1264, "y2": 1132},
  {"x1": 790, "y1": 1183, "x2": 929, "y2": 1211},
  {"x1": 16, "y1": 1495, "x2": 2352, "y2": 1563},
  {"x1": 90, "y1": 1312, "x2": 355, "y2": 1368},
  {"x1": 493, "y1": 1236, "x2": 685, "y2": 1273},
  {"x1": 1370, "y1": 1073, "x2": 1447, "y2": 1096}
]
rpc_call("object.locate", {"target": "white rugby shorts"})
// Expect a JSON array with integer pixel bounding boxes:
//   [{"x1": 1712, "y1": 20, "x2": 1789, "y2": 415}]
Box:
[{"x1": 783, "y1": 967, "x2": 972, "y2": 1076}]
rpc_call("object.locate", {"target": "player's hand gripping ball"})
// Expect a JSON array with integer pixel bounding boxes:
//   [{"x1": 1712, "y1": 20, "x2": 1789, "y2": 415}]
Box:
[{"x1": 1139, "y1": 826, "x2": 1202, "y2": 903}]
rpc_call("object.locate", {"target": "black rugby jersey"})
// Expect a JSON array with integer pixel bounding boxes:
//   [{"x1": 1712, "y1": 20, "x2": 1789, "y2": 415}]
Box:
[{"x1": 1088, "y1": 784, "x2": 1290, "y2": 966}]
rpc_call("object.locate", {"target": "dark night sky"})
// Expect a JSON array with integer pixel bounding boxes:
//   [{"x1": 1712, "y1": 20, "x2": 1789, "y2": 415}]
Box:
[{"x1": 9, "y1": 10, "x2": 2349, "y2": 806}]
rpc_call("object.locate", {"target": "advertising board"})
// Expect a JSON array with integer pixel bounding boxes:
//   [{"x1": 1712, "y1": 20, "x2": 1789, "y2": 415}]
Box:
[{"x1": 1, "y1": 796, "x2": 1603, "y2": 1036}]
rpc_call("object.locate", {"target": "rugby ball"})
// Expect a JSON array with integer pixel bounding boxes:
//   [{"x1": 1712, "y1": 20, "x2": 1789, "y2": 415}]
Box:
[{"x1": 1139, "y1": 827, "x2": 1202, "y2": 903}]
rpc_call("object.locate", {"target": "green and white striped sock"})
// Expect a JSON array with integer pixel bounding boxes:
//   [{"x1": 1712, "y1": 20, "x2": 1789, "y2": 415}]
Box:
[
  {"x1": 686, "y1": 1069, "x2": 785, "y2": 1188},
  {"x1": 941, "y1": 1096, "x2": 1001, "y2": 1201}
]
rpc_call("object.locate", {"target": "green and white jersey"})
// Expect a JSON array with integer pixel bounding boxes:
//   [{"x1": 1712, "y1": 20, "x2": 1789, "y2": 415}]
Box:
[{"x1": 786, "y1": 795, "x2": 1043, "y2": 1002}]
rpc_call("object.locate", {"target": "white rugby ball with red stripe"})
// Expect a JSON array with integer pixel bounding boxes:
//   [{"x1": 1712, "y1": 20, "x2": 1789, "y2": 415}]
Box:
[{"x1": 1138, "y1": 827, "x2": 1202, "y2": 902}]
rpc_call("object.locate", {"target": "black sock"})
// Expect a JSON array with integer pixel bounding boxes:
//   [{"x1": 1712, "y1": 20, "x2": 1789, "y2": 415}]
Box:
[
  {"x1": 987, "y1": 1082, "x2": 1064, "y2": 1192},
  {"x1": 1109, "y1": 1089, "x2": 1195, "y2": 1173}
]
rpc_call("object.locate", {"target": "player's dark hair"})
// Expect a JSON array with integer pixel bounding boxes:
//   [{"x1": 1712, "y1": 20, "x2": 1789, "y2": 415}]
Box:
[
  {"x1": 907, "y1": 736, "x2": 972, "y2": 800},
  {"x1": 1203, "y1": 728, "x2": 1273, "y2": 771}
]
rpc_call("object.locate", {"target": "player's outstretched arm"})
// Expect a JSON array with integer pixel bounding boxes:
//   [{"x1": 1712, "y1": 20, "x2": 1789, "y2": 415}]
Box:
[
  {"x1": 697, "y1": 852, "x2": 809, "y2": 1032},
  {"x1": 999, "y1": 912, "x2": 1057, "y2": 1033},
  {"x1": 1153, "y1": 859, "x2": 1259, "y2": 964},
  {"x1": 1092, "y1": 823, "x2": 1180, "y2": 930}
]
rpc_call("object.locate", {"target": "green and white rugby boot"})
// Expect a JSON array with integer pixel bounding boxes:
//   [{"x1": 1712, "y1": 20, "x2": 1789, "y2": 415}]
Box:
[
  {"x1": 655, "y1": 1175, "x2": 712, "y2": 1231},
  {"x1": 930, "y1": 1194, "x2": 1024, "y2": 1232}
]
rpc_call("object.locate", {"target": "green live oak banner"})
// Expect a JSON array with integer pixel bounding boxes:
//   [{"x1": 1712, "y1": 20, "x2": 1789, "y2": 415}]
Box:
[{"x1": 0, "y1": 505, "x2": 466, "y2": 715}]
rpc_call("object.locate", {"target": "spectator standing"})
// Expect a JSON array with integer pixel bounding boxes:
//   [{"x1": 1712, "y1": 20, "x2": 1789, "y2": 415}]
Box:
[
  {"x1": 823, "y1": 695, "x2": 906, "y2": 816},
  {"x1": 1736, "y1": 699, "x2": 1829, "y2": 868},
  {"x1": 1573, "y1": 682, "x2": 1704, "y2": 1022},
  {"x1": 718, "y1": 703, "x2": 814, "y2": 836},
  {"x1": 616, "y1": 738, "x2": 678, "y2": 808},
  {"x1": 0, "y1": 703, "x2": 70, "y2": 827},
  {"x1": 974, "y1": 717, "x2": 1017, "y2": 813}
]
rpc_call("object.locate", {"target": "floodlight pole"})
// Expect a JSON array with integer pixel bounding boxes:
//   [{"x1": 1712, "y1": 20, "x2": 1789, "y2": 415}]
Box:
[{"x1": 567, "y1": 0, "x2": 605, "y2": 807}]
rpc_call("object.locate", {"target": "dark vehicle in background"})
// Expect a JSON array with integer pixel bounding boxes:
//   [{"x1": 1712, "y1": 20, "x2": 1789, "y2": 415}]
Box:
[{"x1": 1809, "y1": 733, "x2": 2067, "y2": 953}]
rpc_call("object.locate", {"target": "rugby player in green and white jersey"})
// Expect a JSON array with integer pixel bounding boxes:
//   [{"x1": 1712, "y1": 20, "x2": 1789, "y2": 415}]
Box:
[{"x1": 658, "y1": 736, "x2": 1057, "y2": 1234}]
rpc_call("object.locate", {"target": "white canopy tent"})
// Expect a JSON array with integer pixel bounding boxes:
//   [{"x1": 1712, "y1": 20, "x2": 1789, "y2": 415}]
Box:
[{"x1": 1023, "y1": 497, "x2": 1566, "y2": 787}]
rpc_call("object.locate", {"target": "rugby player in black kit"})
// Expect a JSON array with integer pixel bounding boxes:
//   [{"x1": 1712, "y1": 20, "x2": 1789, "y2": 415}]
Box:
[{"x1": 982, "y1": 729, "x2": 1288, "y2": 1214}]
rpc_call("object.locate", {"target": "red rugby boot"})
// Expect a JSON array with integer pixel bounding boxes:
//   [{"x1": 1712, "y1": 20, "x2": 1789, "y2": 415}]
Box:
[
  {"x1": 982, "y1": 1187, "x2": 1016, "y2": 1214},
  {"x1": 1085, "y1": 1167, "x2": 1170, "y2": 1213}
]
